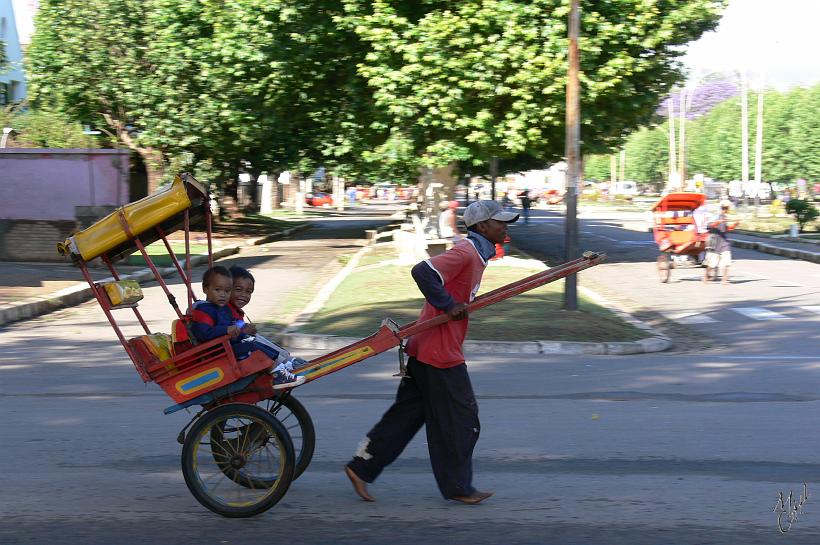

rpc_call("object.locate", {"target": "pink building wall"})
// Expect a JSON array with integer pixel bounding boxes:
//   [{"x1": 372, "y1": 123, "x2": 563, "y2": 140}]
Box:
[{"x1": 0, "y1": 148, "x2": 130, "y2": 221}]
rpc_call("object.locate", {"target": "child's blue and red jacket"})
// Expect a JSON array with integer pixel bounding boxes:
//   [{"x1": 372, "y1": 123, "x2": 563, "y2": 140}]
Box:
[{"x1": 191, "y1": 301, "x2": 254, "y2": 358}]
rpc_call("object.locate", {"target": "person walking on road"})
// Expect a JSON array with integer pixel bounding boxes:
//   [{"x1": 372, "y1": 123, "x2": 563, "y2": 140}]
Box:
[
  {"x1": 438, "y1": 200, "x2": 463, "y2": 241},
  {"x1": 703, "y1": 201, "x2": 739, "y2": 284},
  {"x1": 519, "y1": 189, "x2": 532, "y2": 225},
  {"x1": 344, "y1": 200, "x2": 519, "y2": 505}
]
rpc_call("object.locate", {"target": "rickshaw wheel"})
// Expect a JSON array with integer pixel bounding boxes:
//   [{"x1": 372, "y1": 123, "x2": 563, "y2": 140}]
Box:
[
  {"x1": 182, "y1": 403, "x2": 294, "y2": 518},
  {"x1": 268, "y1": 395, "x2": 315, "y2": 479},
  {"x1": 657, "y1": 254, "x2": 672, "y2": 283}
]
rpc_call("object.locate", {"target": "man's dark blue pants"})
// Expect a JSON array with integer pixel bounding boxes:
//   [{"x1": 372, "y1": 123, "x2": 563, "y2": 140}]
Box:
[{"x1": 347, "y1": 357, "x2": 480, "y2": 499}]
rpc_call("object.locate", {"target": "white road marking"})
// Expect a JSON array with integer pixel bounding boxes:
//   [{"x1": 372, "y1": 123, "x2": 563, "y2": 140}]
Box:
[
  {"x1": 741, "y1": 271, "x2": 803, "y2": 287},
  {"x1": 730, "y1": 307, "x2": 791, "y2": 320},
  {"x1": 673, "y1": 313, "x2": 718, "y2": 324},
  {"x1": 714, "y1": 355, "x2": 817, "y2": 360},
  {"x1": 801, "y1": 306, "x2": 820, "y2": 315}
]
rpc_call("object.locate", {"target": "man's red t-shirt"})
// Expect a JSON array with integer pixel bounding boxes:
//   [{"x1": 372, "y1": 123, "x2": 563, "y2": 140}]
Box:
[{"x1": 405, "y1": 239, "x2": 487, "y2": 368}]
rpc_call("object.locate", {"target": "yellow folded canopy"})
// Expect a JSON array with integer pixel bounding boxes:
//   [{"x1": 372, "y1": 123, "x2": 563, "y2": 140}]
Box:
[{"x1": 57, "y1": 173, "x2": 208, "y2": 263}]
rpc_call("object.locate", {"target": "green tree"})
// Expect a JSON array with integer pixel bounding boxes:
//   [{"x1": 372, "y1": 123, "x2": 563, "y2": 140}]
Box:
[
  {"x1": 687, "y1": 97, "x2": 742, "y2": 180},
  {"x1": 583, "y1": 154, "x2": 611, "y2": 182},
  {"x1": 585, "y1": 83, "x2": 820, "y2": 187},
  {"x1": 0, "y1": 106, "x2": 97, "y2": 148},
  {"x1": 28, "y1": 0, "x2": 385, "y2": 192},
  {"x1": 785, "y1": 199, "x2": 819, "y2": 232},
  {"x1": 342, "y1": 0, "x2": 724, "y2": 171},
  {"x1": 27, "y1": 0, "x2": 168, "y2": 190},
  {"x1": 623, "y1": 125, "x2": 668, "y2": 183},
  {"x1": 788, "y1": 85, "x2": 820, "y2": 182}
]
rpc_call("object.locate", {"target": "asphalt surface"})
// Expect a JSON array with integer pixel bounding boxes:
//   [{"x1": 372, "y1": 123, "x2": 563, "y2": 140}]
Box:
[
  {"x1": 2, "y1": 204, "x2": 820, "y2": 544},
  {"x1": 508, "y1": 206, "x2": 820, "y2": 357}
]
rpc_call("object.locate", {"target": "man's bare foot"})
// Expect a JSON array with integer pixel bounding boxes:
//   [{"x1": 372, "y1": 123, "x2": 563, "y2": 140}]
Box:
[
  {"x1": 345, "y1": 465, "x2": 375, "y2": 502},
  {"x1": 450, "y1": 490, "x2": 494, "y2": 505}
]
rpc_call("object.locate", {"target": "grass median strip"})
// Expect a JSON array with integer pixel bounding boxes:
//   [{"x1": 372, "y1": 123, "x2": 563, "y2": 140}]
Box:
[{"x1": 297, "y1": 247, "x2": 647, "y2": 342}]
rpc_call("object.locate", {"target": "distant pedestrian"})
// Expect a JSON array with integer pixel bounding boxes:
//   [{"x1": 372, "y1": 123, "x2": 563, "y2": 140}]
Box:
[
  {"x1": 703, "y1": 202, "x2": 739, "y2": 284},
  {"x1": 438, "y1": 200, "x2": 463, "y2": 241},
  {"x1": 344, "y1": 200, "x2": 519, "y2": 505},
  {"x1": 519, "y1": 190, "x2": 531, "y2": 225}
]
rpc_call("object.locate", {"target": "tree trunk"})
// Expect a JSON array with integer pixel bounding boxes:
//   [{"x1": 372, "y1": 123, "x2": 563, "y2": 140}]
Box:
[
  {"x1": 102, "y1": 112, "x2": 165, "y2": 194},
  {"x1": 139, "y1": 148, "x2": 165, "y2": 195}
]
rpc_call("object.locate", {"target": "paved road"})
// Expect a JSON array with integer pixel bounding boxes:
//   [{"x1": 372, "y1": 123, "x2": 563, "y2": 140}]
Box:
[
  {"x1": 3, "y1": 208, "x2": 820, "y2": 544},
  {"x1": 508, "y1": 207, "x2": 820, "y2": 357}
]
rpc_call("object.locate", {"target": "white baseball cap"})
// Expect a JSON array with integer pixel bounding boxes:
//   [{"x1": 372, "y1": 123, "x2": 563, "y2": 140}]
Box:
[{"x1": 462, "y1": 200, "x2": 519, "y2": 227}]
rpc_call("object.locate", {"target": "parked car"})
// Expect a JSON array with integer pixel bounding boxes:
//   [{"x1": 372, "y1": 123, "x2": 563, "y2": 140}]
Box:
[{"x1": 306, "y1": 192, "x2": 332, "y2": 207}]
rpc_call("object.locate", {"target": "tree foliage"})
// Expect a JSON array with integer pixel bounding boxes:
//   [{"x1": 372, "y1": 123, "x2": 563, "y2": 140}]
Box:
[
  {"x1": 27, "y1": 0, "x2": 725, "y2": 191},
  {"x1": 0, "y1": 106, "x2": 96, "y2": 148},
  {"x1": 785, "y1": 199, "x2": 819, "y2": 232},
  {"x1": 658, "y1": 74, "x2": 739, "y2": 119},
  {"x1": 27, "y1": 0, "x2": 381, "y2": 191},
  {"x1": 342, "y1": 0, "x2": 724, "y2": 170},
  {"x1": 585, "y1": 83, "x2": 820, "y2": 185}
]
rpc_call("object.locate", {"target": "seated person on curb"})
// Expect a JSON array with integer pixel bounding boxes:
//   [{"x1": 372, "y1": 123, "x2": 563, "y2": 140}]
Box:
[
  {"x1": 228, "y1": 265, "x2": 308, "y2": 371},
  {"x1": 192, "y1": 266, "x2": 305, "y2": 389}
]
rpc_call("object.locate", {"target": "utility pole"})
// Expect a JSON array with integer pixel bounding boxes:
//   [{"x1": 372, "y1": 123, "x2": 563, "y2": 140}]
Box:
[
  {"x1": 610, "y1": 154, "x2": 617, "y2": 197},
  {"x1": 490, "y1": 156, "x2": 498, "y2": 201},
  {"x1": 741, "y1": 71, "x2": 749, "y2": 208},
  {"x1": 563, "y1": 0, "x2": 580, "y2": 311},
  {"x1": 678, "y1": 88, "x2": 687, "y2": 187},
  {"x1": 753, "y1": 77, "x2": 764, "y2": 210},
  {"x1": 667, "y1": 98, "x2": 677, "y2": 190}
]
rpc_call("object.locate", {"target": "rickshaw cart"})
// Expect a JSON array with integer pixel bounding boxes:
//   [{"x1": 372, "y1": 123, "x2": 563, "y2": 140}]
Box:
[
  {"x1": 650, "y1": 192, "x2": 708, "y2": 283},
  {"x1": 58, "y1": 173, "x2": 605, "y2": 517}
]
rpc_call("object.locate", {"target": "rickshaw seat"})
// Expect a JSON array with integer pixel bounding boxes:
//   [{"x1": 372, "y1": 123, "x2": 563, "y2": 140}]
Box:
[
  {"x1": 171, "y1": 315, "x2": 199, "y2": 355},
  {"x1": 660, "y1": 216, "x2": 694, "y2": 226}
]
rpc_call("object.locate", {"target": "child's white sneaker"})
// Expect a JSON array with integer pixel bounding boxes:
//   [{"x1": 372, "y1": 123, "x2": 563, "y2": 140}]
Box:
[{"x1": 272, "y1": 363, "x2": 306, "y2": 390}]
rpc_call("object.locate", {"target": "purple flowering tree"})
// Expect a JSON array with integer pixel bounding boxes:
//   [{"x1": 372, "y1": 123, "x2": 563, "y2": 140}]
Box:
[{"x1": 658, "y1": 75, "x2": 739, "y2": 119}]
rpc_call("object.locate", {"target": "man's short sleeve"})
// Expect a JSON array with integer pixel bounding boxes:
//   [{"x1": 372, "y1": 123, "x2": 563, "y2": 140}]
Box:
[{"x1": 427, "y1": 245, "x2": 468, "y2": 285}]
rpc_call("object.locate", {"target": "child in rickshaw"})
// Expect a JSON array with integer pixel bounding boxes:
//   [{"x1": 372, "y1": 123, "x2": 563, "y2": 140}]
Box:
[
  {"x1": 228, "y1": 266, "x2": 307, "y2": 371},
  {"x1": 192, "y1": 266, "x2": 305, "y2": 389}
]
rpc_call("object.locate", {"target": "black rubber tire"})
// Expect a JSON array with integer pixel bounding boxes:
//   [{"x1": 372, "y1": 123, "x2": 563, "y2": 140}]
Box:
[
  {"x1": 269, "y1": 395, "x2": 315, "y2": 479},
  {"x1": 657, "y1": 254, "x2": 671, "y2": 283},
  {"x1": 182, "y1": 403, "x2": 294, "y2": 518}
]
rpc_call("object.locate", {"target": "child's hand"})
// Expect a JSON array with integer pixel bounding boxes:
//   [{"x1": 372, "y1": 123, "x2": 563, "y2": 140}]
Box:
[
  {"x1": 227, "y1": 325, "x2": 241, "y2": 338},
  {"x1": 243, "y1": 323, "x2": 257, "y2": 335}
]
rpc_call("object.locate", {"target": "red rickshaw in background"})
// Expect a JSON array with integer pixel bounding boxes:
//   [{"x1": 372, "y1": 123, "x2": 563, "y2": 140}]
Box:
[{"x1": 650, "y1": 192, "x2": 708, "y2": 283}]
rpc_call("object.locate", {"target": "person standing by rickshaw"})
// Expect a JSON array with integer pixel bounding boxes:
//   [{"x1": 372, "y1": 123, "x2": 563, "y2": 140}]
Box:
[{"x1": 703, "y1": 201, "x2": 739, "y2": 284}]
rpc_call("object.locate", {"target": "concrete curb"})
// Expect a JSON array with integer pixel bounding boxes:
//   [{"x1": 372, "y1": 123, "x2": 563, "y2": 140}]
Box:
[
  {"x1": 0, "y1": 224, "x2": 309, "y2": 328},
  {"x1": 278, "y1": 235, "x2": 672, "y2": 356},
  {"x1": 731, "y1": 239, "x2": 820, "y2": 264}
]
